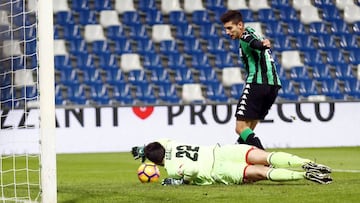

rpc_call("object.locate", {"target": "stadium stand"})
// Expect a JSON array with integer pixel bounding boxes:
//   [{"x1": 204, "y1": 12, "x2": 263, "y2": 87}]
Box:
[{"x1": 1, "y1": 0, "x2": 360, "y2": 107}]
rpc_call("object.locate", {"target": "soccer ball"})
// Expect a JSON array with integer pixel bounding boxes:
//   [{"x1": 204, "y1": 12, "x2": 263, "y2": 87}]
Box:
[{"x1": 137, "y1": 162, "x2": 160, "y2": 183}]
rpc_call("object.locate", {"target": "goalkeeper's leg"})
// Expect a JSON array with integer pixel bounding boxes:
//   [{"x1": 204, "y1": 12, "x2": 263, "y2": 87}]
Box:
[{"x1": 247, "y1": 149, "x2": 331, "y2": 171}]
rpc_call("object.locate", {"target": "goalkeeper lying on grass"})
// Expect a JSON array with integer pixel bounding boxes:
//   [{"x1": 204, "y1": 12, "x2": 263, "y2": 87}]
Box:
[{"x1": 132, "y1": 139, "x2": 332, "y2": 185}]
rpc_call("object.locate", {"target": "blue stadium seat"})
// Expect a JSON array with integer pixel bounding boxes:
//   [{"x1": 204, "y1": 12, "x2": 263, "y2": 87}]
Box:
[
  {"x1": 303, "y1": 49, "x2": 323, "y2": 66},
  {"x1": 135, "y1": 38, "x2": 156, "y2": 55},
  {"x1": 191, "y1": 10, "x2": 211, "y2": 25},
  {"x1": 167, "y1": 53, "x2": 187, "y2": 70},
  {"x1": 211, "y1": 7, "x2": 227, "y2": 22},
  {"x1": 105, "y1": 25, "x2": 127, "y2": 40},
  {"x1": 326, "y1": 49, "x2": 346, "y2": 65},
  {"x1": 348, "y1": 49, "x2": 360, "y2": 64},
  {"x1": 25, "y1": 40, "x2": 37, "y2": 55},
  {"x1": 320, "y1": 5, "x2": 341, "y2": 21},
  {"x1": 239, "y1": 9, "x2": 254, "y2": 22},
  {"x1": 279, "y1": 7, "x2": 299, "y2": 22},
  {"x1": 317, "y1": 34, "x2": 338, "y2": 51},
  {"x1": 69, "y1": 39, "x2": 88, "y2": 55},
  {"x1": 128, "y1": 24, "x2": 149, "y2": 40},
  {"x1": 92, "y1": 85, "x2": 111, "y2": 105},
  {"x1": 329, "y1": 19, "x2": 349, "y2": 35},
  {"x1": 286, "y1": 21, "x2": 307, "y2": 37},
  {"x1": 174, "y1": 23, "x2": 196, "y2": 40},
  {"x1": 113, "y1": 83, "x2": 134, "y2": 104},
  {"x1": 81, "y1": 69, "x2": 103, "y2": 86},
  {"x1": 142, "y1": 53, "x2": 163, "y2": 71},
  {"x1": 183, "y1": 37, "x2": 203, "y2": 54},
  {"x1": 230, "y1": 83, "x2": 244, "y2": 99},
  {"x1": 60, "y1": 69, "x2": 80, "y2": 86},
  {"x1": 289, "y1": 66, "x2": 309, "y2": 81},
  {"x1": 21, "y1": 86, "x2": 38, "y2": 100},
  {"x1": 347, "y1": 78, "x2": 360, "y2": 98},
  {"x1": 121, "y1": 11, "x2": 141, "y2": 26},
  {"x1": 169, "y1": 11, "x2": 189, "y2": 26},
  {"x1": 71, "y1": 0, "x2": 89, "y2": 11},
  {"x1": 105, "y1": 68, "x2": 126, "y2": 85},
  {"x1": 323, "y1": 79, "x2": 345, "y2": 100},
  {"x1": 298, "y1": 78, "x2": 318, "y2": 96},
  {"x1": 206, "y1": 82, "x2": 229, "y2": 102},
  {"x1": 159, "y1": 40, "x2": 179, "y2": 55},
  {"x1": 312, "y1": 64, "x2": 333, "y2": 81},
  {"x1": 257, "y1": 9, "x2": 277, "y2": 22},
  {"x1": 55, "y1": 11, "x2": 75, "y2": 26},
  {"x1": 150, "y1": 68, "x2": 171, "y2": 86},
  {"x1": 271, "y1": 0, "x2": 290, "y2": 9},
  {"x1": 12, "y1": 13, "x2": 33, "y2": 27},
  {"x1": 191, "y1": 52, "x2": 212, "y2": 69},
  {"x1": 78, "y1": 10, "x2": 98, "y2": 25},
  {"x1": 99, "y1": 53, "x2": 120, "y2": 70},
  {"x1": 76, "y1": 53, "x2": 96, "y2": 69},
  {"x1": 175, "y1": 68, "x2": 194, "y2": 85},
  {"x1": 294, "y1": 35, "x2": 316, "y2": 51},
  {"x1": 134, "y1": 83, "x2": 157, "y2": 104},
  {"x1": 145, "y1": 9, "x2": 164, "y2": 26},
  {"x1": 113, "y1": 38, "x2": 133, "y2": 54},
  {"x1": 158, "y1": 83, "x2": 181, "y2": 103},
  {"x1": 54, "y1": 55, "x2": 72, "y2": 70},
  {"x1": 198, "y1": 67, "x2": 219, "y2": 85},
  {"x1": 265, "y1": 21, "x2": 284, "y2": 38},
  {"x1": 128, "y1": 70, "x2": 147, "y2": 86},
  {"x1": 309, "y1": 22, "x2": 328, "y2": 36},
  {"x1": 207, "y1": 38, "x2": 227, "y2": 54},
  {"x1": 198, "y1": 22, "x2": 219, "y2": 40},
  {"x1": 215, "y1": 52, "x2": 234, "y2": 68},
  {"x1": 205, "y1": 0, "x2": 225, "y2": 11},
  {"x1": 90, "y1": 40, "x2": 111, "y2": 55},
  {"x1": 273, "y1": 35, "x2": 293, "y2": 52},
  {"x1": 278, "y1": 80, "x2": 298, "y2": 100},
  {"x1": 138, "y1": 0, "x2": 156, "y2": 12},
  {"x1": 334, "y1": 64, "x2": 355, "y2": 80},
  {"x1": 339, "y1": 34, "x2": 358, "y2": 49},
  {"x1": 94, "y1": 0, "x2": 113, "y2": 11},
  {"x1": 0, "y1": 72, "x2": 11, "y2": 86},
  {"x1": 63, "y1": 24, "x2": 83, "y2": 40},
  {"x1": 228, "y1": 39, "x2": 240, "y2": 52}
]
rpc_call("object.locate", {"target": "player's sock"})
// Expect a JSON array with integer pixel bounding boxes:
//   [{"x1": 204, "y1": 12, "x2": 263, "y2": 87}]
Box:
[
  {"x1": 266, "y1": 168, "x2": 305, "y2": 181},
  {"x1": 267, "y1": 152, "x2": 312, "y2": 168},
  {"x1": 239, "y1": 128, "x2": 264, "y2": 149}
]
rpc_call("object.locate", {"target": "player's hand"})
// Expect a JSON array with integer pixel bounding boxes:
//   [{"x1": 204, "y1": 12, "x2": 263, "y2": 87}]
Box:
[
  {"x1": 262, "y1": 39, "x2": 271, "y2": 48},
  {"x1": 161, "y1": 178, "x2": 184, "y2": 186},
  {"x1": 131, "y1": 146, "x2": 145, "y2": 162}
]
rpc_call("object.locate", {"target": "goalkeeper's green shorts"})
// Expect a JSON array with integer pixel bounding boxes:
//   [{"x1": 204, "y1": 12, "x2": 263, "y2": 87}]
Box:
[{"x1": 212, "y1": 144, "x2": 255, "y2": 184}]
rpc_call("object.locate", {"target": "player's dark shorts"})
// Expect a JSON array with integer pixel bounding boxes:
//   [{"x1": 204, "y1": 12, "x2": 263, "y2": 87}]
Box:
[{"x1": 235, "y1": 83, "x2": 281, "y2": 120}]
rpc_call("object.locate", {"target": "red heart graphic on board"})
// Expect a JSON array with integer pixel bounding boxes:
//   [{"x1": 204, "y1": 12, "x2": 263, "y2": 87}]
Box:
[{"x1": 132, "y1": 106, "x2": 154, "y2": 120}]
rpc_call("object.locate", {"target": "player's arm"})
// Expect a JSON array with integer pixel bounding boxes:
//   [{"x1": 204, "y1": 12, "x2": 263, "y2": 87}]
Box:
[
  {"x1": 242, "y1": 33, "x2": 270, "y2": 50},
  {"x1": 249, "y1": 38, "x2": 270, "y2": 50},
  {"x1": 162, "y1": 163, "x2": 199, "y2": 185}
]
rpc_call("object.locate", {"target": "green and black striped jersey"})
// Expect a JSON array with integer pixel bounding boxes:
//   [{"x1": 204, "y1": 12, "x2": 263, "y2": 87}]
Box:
[{"x1": 239, "y1": 27, "x2": 281, "y2": 86}]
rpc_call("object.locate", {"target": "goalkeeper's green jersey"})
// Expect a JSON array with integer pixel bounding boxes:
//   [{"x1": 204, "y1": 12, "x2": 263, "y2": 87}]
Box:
[
  {"x1": 239, "y1": 27, "x2": 281, "y2": 86},
  {"x1": 158, "y1": 139, "x2": 218, "y2": 185}
]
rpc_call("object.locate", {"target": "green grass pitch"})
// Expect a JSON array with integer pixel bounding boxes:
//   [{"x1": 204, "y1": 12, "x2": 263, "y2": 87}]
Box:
[{"x1": 55, "y1": 146, "x2": 360, "y2": 203}]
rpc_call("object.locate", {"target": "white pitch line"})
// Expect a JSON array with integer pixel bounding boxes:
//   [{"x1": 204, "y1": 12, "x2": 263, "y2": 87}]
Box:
[{"x1": 332, "y1": 169, "x2": 360, "y2": 173}]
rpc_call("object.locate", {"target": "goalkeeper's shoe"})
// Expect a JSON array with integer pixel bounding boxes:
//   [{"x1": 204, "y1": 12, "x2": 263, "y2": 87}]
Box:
[
  {"x1": 305, "y1": 172, "x2": 332, "y2": 184},
  {"x1": 302, "y1": 162, "x2": 332, "y2": 174},
  {"x1": 161, "y1": 178, "x2": 184, "y2": 186}
]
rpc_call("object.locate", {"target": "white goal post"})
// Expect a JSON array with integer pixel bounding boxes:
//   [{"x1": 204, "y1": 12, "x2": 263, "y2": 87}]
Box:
[{"x1": 0, "y1": 0, "x2": 57, "y2": 202}]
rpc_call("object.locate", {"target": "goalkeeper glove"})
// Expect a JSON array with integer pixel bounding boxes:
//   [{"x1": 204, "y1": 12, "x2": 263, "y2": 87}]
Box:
[
  {"x1": 131, "y1": 146, "x2": 146, "y2": 162},
  {"x1": 161, "y1": 178, "x2": 184, "y2": 186}
]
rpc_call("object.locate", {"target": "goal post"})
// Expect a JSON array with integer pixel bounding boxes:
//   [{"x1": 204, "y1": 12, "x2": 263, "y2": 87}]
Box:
[
  {"x1": 0, "y1": 0, "x2": 57, "y2": 202},
  {"x1": 38, "y1": 0, "x2": 57, "y2": 202}
]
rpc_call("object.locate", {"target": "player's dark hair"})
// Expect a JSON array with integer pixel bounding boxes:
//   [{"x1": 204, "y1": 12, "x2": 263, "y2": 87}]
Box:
[
  {"x1": 220, "y1": 10, "x2": 243, "y2": 24},
  {"x1": 144, "y1": 142, "x2": 165, "y2": 165}
]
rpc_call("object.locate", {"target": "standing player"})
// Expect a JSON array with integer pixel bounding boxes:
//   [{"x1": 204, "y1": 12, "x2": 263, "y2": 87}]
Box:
[
  {"x1": 132, "y1": 139, "x2": 332, "y2": 185},
  {"x1": 220, "y1": 10, "x2": 282, "y2": 149}
]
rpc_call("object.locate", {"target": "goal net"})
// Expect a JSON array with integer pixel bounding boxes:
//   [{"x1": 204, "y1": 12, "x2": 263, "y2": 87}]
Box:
[{"x1": 0, "y1": 0, "x2": 56, "y2": 202}]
